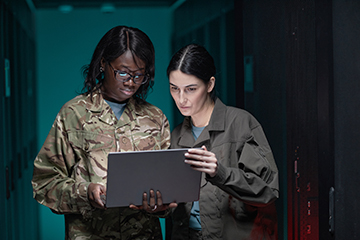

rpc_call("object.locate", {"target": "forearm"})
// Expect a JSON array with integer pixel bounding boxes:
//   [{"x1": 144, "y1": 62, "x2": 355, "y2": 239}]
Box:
[
  {"x1": 207, "y1": 134, "x2": 279, "y2": 206},
  {"x1": 207, "y1": 162, "x2": 279, "y2": 206},
  {"x1": 32, "y1": 156, "x2": 92, "y2": 215},
  {"x1": 160, "y1": 115, "x2": 171, "y2": 150},
  {"x1": 31, "y1": 120, "x2": 93, "y2": 217}
]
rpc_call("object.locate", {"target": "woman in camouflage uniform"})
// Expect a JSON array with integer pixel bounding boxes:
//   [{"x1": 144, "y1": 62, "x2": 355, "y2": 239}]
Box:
[{"x1": 32, "y1": 26, "x2": 172, "y2": 240}]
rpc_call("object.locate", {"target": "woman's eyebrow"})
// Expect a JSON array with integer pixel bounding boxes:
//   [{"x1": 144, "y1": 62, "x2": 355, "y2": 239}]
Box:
[
  {"x1": 169, "y1": 83, "x2": 198, "y2": 88},
  {"x1": 120, "y1": 65, "x2": 145, "y2": 72}
]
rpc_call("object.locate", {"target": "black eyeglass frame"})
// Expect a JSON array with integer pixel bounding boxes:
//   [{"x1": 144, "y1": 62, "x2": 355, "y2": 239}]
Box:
[{"x1": 108, "y1": 62, "x2": 149, "y2": 85}]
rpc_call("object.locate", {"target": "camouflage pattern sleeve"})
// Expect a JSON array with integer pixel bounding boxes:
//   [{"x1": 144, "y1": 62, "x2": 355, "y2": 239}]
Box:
[
  {"x1": 158, "y1": 110, "x2": 171, "y2": 218},
  {"x1": 160, "y1": 109, "x2": 171, "y2": 150},
  {"x1": 32, "y1": 108, "x2": 93, "y2": 216}
]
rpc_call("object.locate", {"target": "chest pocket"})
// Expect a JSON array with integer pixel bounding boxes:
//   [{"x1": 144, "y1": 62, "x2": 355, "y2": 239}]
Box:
[
  {"x1": 69, "y1": 131, "x2": 114, "y2": 160},
  {"x1": 68, "y1": 131, "x2": 114, "y2": 183},
  {"x1": 133, "y1": 135, "x2": 160, "y2": 151},
  {"x1": 125, "y1": 121, "x2": 163, "y2": 151}
]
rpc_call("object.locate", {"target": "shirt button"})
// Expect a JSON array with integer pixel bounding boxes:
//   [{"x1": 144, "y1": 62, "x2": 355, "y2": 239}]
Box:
[
  {"x1": 84, "y1": 142, "x2": 90, "y2": 151},
  {"x1": 122, "y1": 137, "x2": 128, "y2": 144}
]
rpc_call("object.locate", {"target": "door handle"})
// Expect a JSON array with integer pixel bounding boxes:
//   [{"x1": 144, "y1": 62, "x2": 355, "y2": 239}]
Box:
[{"x1": 329, "y1": 187, "x2": 335, "y2": 234}]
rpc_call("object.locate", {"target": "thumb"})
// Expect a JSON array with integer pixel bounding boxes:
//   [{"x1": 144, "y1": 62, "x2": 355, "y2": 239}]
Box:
[{"x1": 100, "y1": 185, "x2": 106, "y2": 195}]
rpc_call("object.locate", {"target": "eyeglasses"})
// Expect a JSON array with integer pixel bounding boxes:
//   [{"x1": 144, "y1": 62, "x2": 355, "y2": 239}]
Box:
[{"x1": 108, "y1": 62, "x2": 149, "y2": 85}]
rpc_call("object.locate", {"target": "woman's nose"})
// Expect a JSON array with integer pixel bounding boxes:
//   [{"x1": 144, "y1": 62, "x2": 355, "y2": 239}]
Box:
[
  {"x1": 123, "y1": 77, "x2": 136, "y2": 87},
  {"x1": 179, "y1": 92, "x2": 187, "y2": 104}
]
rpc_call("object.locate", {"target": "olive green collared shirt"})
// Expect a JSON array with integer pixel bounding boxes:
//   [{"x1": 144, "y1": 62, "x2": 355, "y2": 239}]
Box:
[{"x1": 168, "y1": 98, "x2": 279, "y2": 240}]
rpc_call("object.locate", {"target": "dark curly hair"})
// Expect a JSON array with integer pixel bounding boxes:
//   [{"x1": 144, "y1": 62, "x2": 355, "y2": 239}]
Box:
[{"x1": 82, "y1": 26, "x2": 155, "y2": 103}]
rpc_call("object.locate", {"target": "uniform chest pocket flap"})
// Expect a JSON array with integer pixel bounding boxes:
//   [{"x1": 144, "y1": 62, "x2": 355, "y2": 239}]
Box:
[{"x1": 68, "y1": 131, "x2": 114, "y2": 153}]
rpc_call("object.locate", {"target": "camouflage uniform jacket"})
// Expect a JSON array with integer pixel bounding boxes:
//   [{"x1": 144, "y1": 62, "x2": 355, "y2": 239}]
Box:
[{"x1": 32, "y1": 91, "x2": 170, "y2": 240}]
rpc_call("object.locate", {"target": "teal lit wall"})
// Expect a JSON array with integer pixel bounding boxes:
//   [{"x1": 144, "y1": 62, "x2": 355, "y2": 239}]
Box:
[{"x1": 36, "y1": 7, "x2": 173, "y2": 240}]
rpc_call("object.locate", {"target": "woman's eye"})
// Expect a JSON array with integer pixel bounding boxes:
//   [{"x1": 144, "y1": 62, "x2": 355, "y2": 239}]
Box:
[
  {"x1": 134, "y1": 74, "x2": 143, "y2": 79},
  {"x1": 170, "y1": 86, "x2": 179, "y2": 91},
  {"x1": 187, "y1": 88, "x2": 196, "y2": 92},
  {"x1": 118, "y1": 71, "x2": 128, "y2": 77}
]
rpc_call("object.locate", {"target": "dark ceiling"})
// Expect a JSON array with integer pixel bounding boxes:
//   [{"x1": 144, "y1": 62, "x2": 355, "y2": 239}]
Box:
[{"x1": 31, "y1": 0, "x2": 178, "y2": 9}]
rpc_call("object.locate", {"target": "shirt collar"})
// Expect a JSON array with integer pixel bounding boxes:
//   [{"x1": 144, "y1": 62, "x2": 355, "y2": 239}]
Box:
[
  {"x1": 177, "y1": 98, "x2": 226, "y2": 147},
  {"x1": 84, "y1": 89, "x2": 144, "y2": 127}
]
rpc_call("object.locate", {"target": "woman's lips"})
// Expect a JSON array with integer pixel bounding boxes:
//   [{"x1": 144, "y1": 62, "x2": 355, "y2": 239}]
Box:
[
  {"x1": 179, "y1": 106, "x2": 189, "y2": 110},
  {"x1": 121, "y1": 88, "x2": 134, "y2": 95}
]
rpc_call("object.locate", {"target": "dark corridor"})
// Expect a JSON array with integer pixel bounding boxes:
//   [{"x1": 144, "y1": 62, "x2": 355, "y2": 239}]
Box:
[{"x1": 1, "y1": 0, "x2": 360, "y2": 240}]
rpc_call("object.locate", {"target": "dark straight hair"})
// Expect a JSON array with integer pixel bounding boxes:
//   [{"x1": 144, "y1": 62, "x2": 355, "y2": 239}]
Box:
[
  {"x1": 82, "y1": 25, "x2": 155, "y2": 102},
  {"x1": 167, "y1": 43, "x2": 217, "y2": 101}
]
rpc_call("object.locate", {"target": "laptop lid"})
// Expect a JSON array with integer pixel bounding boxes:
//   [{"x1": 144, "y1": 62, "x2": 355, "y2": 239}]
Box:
[{"x1": 105, "y1": 148, "x2": 201, "y2": 208}]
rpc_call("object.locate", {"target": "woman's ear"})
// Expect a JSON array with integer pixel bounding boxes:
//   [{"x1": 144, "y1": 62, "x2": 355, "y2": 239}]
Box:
[
  {"x1": 207, "y1": 77, "x2": 215, "y2": 93},
  {"x1": 100, "y1": 58, "x2": 106, "y2": 69}
]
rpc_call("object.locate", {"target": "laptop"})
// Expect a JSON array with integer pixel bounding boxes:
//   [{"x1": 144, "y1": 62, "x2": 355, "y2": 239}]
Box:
[{"x1": 105, "y1": 148, "x2": 202, "y2": 208}]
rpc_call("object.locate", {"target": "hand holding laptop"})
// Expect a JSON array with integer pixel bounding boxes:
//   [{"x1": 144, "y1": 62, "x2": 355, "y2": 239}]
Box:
[
  {"x1": 129, "y1": 189, "x2": 178, "y2": 213},
  {"x1": 88, "y1": 183, "x2": 107, "y2": 209},
  {"x1": 184, "y1": 146, "x2": 218, "y2": 177},
  {"x1": 88, "y1": 183, "x2": 177, "y2": 213}
]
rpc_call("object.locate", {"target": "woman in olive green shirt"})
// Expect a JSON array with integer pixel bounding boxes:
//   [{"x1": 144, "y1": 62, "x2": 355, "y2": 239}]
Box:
[{"x1": 166, "y1": 44, "x2": 279, "y2": 240}]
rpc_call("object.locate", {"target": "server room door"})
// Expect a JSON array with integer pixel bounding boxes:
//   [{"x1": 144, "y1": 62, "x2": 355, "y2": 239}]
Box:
[{"x1": 286, "y1": 1, "x2": 334, "y2": 240}]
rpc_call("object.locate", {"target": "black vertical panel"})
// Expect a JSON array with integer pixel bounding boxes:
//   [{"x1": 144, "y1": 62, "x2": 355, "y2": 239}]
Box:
[
  {"x1": 332, "y1": 1, "x2": 360, "y2": 239},
  {"x1": 234, "y1": 0, "x2": 244, "y2": 109},
  {"x1": 286, "y1": 0, "x2": 320, "y2": 240},
  {"x1": 225, "y1": 9, "x2": 236, "y2": 107},
  {"x1": 285, "y1": 1, "x2": 335, "y2": 239},
  {"x1": 315, "y1": 1, "x2": 334, "y2": 239},
  {"x1": 208, "y1": 19, "x2": 221, "y2": 100}
]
